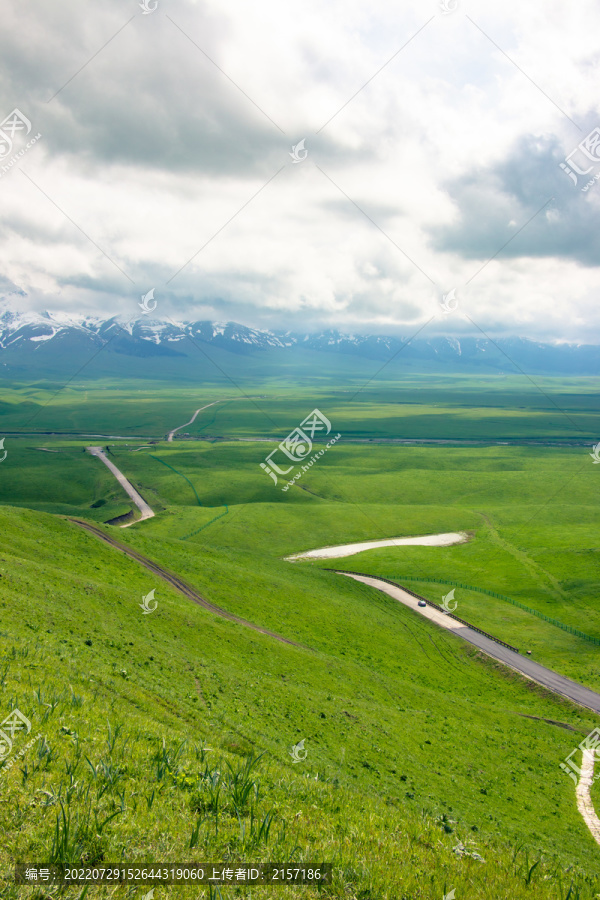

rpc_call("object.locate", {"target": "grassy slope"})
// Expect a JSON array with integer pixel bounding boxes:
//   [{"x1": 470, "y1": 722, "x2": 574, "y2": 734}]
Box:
[
  {"x1": 1, "y1": 379, "x2": 600, "y2": 896},
  {"x1": 0, "y1": 443, "x2": 132, "y2": 521},
  {"x1": 99, "y1": 440, "x2": 600, "y2": 683},
  {"x1": 1, "y1": 505, "x2": 599, "y2": 899},
  {"x1": 2, "y1": 438, "x2": 600, "y2": 684}
]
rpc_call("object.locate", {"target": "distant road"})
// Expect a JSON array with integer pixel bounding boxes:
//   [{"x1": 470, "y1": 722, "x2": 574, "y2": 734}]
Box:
[
  {"x1": 341, "y1": 573, "x2": 600, "y2": 715},
  {"x1": 87, "y1": 446, "x2": 154, "y2": 527},
  {"x1": 4, "y1": 432, "x2": 591, "y2": 448},
  {"x1": 166, "y1": 399, "x2": 237, "y2": 442},
  {"x1": 70, "y1": 519, "x2": 303, "y2": 649}
]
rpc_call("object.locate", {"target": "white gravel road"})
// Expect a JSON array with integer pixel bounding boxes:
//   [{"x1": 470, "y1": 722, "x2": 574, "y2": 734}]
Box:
[
  {"x1": 87, "y1": 446, "x2": 154, "y2": 527},
  {"x1": 286, "y1": 532, "x2": 468, "y2": 560},
  {"x1": 576, "y1": 750, "x2": 600, "y2": 845}
]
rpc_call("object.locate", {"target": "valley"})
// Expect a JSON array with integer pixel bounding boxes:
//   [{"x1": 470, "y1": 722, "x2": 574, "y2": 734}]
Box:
[
  {"x1": 2, "y1": 2, "x2": 599, "y2": 894},
  {"x1": 0, "y1": 376, "x2": 599, "y2": 897}
]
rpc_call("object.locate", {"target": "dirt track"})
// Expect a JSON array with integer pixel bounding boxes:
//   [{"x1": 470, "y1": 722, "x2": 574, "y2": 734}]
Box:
[
  {"x1": 70, "y1": 518, "x2": 304, "y2": 649},
  {"x1": 166, "y1": 401, "x2": 226, "y2": 442}
]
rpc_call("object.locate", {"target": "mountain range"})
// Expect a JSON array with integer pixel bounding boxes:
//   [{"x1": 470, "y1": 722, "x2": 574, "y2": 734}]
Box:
[{"x1": 1, "y1": 304, "x2": 599, "y2": 378}]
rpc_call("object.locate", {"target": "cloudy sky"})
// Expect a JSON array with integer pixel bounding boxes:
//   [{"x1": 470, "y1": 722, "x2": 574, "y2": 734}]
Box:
[{"x1": 1, "y1": 0, "x2": 600, "y2": 341}]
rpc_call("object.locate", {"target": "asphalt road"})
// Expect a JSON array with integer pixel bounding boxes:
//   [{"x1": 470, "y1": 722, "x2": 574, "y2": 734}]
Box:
[{"x1": 341, "y1": 572, "x2": 600, "y2": 716}]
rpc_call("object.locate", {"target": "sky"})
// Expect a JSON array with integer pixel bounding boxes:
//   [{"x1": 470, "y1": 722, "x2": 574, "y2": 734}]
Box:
[{"x1": 1, "y1": 0, "x2": 600, "y2": 341}]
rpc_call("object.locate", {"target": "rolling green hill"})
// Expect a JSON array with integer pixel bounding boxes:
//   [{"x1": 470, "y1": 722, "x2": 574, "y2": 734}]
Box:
[
  {"x1": 2, "y1": 380, "x2": 600, "y2": 897},
  {"x1": 1, "y1": 500, "x2": 599, "y2": 897}
]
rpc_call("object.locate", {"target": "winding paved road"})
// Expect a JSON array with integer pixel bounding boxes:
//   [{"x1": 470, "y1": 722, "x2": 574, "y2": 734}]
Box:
[
  {"x1": 340, "y1": 572, "x2": 600, "y2": 716},
  {"x1": 87, "y1": 447, "x2": 154, "y2": 527}
]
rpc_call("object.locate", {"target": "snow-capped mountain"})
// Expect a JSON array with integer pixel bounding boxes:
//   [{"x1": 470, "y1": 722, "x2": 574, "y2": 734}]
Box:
[
  {"x1": 1, "y1": 304, "x2": 599, "y2": 375},
  {"x1": 0, "y1": 307, "x2": 292, "y2": 356}
]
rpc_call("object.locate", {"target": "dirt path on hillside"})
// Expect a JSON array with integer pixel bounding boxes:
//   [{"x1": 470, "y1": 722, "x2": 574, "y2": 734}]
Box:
[
  {"x1": 69, "y1": 518, "x2": 305, "y2": 649},
  {"x1": 87, "y1": 447, "x2": 154, "y2": 527},
  {"x1": 576, "y1": 750, "x2": 600, "y2": 845},
  {"x1": 478, "y1": 512, "x2": 566, "y2": 602}
]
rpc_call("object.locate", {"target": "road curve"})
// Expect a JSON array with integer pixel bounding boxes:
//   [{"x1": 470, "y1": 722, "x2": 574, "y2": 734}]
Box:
[
  {"x1": 166, "y1": 401, "x2": 227, "y2": 442},
  {"x1": 286, "y1": 532, "x2": 468, "y2": 561},
  {"x1": 340, "y1": 572, "x2": 600, "y2": 716},
  {"x1": 70, "y1": 519, "x2": 304, "y2": 649},
  {"x1": 87, "y1": 447, "x2": 154, "y2": 527}
]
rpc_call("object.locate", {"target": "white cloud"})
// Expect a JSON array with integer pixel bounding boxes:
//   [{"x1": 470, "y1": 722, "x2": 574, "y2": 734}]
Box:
[{"x1": 0, "y1": 0, "x2": 599, "y2": 339}]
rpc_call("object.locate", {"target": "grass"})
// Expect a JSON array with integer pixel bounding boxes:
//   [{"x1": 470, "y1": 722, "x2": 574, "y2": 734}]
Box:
[
  {"x1": 2, "y1": 436, "x2": 600, "y2": 684},
  {"x1": 0, "y1": 504, "x2": 599, "y2": 899},
  {"x1": 2, "y1": 375, "x2": 600, "y2": 439},
  {"x1": 1, "y1": 377, "x2": 600, "y2": 895}
]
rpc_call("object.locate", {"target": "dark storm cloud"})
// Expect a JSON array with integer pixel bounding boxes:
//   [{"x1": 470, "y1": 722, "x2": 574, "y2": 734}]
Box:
[
  {"x1": 0, "y1": 0, "x2": 288, "y2": 177},
  {"x1": 0, "y1": 0, "x2": 373, "y2": 181},
  {"x1": 429, "y1": 130, "x2": 600, "y2": 267},
  {"x1": 0, "y1": 0, "x2": 371, "y2": 185}
]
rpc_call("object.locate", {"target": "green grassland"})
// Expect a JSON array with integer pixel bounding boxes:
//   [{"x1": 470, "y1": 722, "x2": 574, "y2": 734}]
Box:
[
  {"x1": 1, "y1": 434, "x2": 600, "y2": 684},
  {"x1": 1, "y1": 505, "x2": 600, "y2": 900},
  {"x1": 2, "y1": 375, "x2": 600, "y2": 440},
  {"x1": 1, "y1": 378, "x2": 600, "y2": 896},
  {"x1": 104, "y1": 441, "x2": 600, "y2": 637}
]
